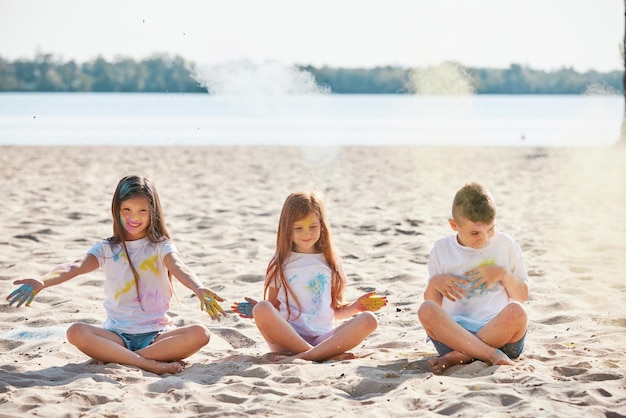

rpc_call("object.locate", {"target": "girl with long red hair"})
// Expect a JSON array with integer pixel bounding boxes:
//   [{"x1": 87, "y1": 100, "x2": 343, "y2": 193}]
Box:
[{"x1": 233, "y1": 191, "x2": 387, "y2": 361}]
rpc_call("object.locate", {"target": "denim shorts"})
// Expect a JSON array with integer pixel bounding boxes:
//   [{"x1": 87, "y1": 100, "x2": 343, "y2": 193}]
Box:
[
  {"x1": 111, "y1": 329, "x2": 161, "y2": 351},
  {"x1": 430, "y1": 331, "x2": 526, "y2": 359}
]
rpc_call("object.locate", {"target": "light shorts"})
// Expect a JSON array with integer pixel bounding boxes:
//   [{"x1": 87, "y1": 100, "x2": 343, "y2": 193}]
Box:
[
  {"x1": 267, "y1": 328, "x2": 336, "y2": 353},
  {"x1": 302, "y1": 329, "x2": 335, "y2": 346},
  {"x1": 110, "y1": 329, "x2": 162, "y2": 351},
  {"x1": 430, "y1": 331, "x2": 526, "y2": 359}
]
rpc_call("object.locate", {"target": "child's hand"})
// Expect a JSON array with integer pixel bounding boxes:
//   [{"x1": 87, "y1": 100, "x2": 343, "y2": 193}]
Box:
[
  {"x1": 6, "y1": 279, "x2": 43, "y2": 308},
  {"x1": 431, "y1": 274, "x2": 466, "y2": 301},
  {"x1": 198, "y1": 289, "x2": 227, "y2": 321},
  {"x1": 231, "y1": 297, "x2": 257, "y2": 319},
  {"x1": 465, "y1": 265, "x2": 505, "y2": 294},
  {"x1": 356, "y1": 292, "x2": 388, "y2": 312}
]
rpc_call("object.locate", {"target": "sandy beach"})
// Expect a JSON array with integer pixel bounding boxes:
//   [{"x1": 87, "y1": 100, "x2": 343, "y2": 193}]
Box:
[{"x1": 1, "y1": 145, "x2": 625, "y2": 417}]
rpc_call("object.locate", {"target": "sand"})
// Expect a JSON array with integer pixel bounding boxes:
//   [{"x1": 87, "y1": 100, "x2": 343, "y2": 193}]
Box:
[{"x1": 0, "y1": 145, "x2": 625, "y2": 418}]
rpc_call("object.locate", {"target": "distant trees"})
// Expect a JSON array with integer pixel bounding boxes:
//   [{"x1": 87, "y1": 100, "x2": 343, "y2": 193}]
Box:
[
  {"x1": 302, "y1": 65, "x2": 410, "y2": 94},
  {"x1": 0, "y1": 54, "x2": 621, "y2": 95},
  {"x1": 0, "y1": 54, "x2": 205, "y2": 93},
  {"x1": 285, "y1": 64, "x2": 622, "y2": 95},
  {"x1": 470, "y1": 64, "x2": 621, "y2": 95}
]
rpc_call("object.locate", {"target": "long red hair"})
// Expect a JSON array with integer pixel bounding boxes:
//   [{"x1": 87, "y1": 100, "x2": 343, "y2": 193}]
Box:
[{"x1": 264, "y1": 191, "x2": 346, "y2": 319}]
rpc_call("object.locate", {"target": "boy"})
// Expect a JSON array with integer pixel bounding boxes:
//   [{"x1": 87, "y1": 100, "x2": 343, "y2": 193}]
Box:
[{"x1": 418, "y1": 183, "x2": 528, "y2": 374}]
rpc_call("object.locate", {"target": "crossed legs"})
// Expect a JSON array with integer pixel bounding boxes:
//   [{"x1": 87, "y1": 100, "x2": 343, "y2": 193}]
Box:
[
  {"x1": 252, "y1": 300, "x2": 378, "y2": 362},
  {"x1": 418, "y1": 300, "x2": 527, "y2": 374},
  {"x1": 66, "y1": 323, "x2": 210, "y2": 375}
]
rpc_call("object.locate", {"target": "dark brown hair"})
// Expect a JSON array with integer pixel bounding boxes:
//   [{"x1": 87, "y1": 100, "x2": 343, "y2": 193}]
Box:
[{"x1": 109, "y1": 175, "x2": 171, "y2": 306}]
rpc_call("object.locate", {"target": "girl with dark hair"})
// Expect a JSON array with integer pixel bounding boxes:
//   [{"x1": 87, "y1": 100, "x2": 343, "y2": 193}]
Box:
[{"x1": 7, "y1": 175, "x2": 226, "y2": 375}]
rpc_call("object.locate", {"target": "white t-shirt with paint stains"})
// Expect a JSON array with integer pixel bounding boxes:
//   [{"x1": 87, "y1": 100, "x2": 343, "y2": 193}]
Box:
[
  {"x1": 428, "y1": 230, "x2": 528, "y2": 332},
  {"x1": 88, "y1": 237, "x2": 177, "y2": 334},
  {"x1": 276, "y1": 252, "x2": 335, "y2": 339}
]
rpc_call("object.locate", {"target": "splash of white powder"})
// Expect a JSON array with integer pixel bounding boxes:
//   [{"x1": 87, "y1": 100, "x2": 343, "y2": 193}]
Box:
[{"x1": 191, "y1": 60, "x2": 329, "y2": 96}]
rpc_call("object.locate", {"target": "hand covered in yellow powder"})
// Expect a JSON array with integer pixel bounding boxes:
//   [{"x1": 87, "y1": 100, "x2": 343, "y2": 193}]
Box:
[
  {"x1": 198, "y1": 289, "x2": 226, "y2": 321},
  {"x1": 356, "y1": 291, "x2": 388, "y2": 312}
]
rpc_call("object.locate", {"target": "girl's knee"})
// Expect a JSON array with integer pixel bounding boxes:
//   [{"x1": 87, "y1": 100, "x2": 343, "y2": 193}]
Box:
[
  {"x1": 252, "y1": 300, "x2": 275, "y2": 320},
  {"x1": 359, "y1": 311, "x2": 378, "y2": 333},
  {"x1": 189, "y1": 324, "x2": 211, "y2": 346},
  {"x1": 66, "y1": 322, "x2": 87, "y2": 344}
]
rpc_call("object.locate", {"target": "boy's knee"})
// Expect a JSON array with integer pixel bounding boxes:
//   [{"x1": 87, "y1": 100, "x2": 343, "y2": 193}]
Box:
[
  {"x1": 417, "y1": 300, "x2": 439, "y2": 323},
  {"x1": 503, "y1": 301, "x2": 528, "y2": 328},
  {"x1": 506, "y1": 301, "x2": 527, "y2": 318}
]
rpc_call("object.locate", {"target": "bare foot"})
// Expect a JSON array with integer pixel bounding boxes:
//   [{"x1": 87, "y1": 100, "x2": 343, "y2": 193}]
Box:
[
  {"x1": 325, "y1": 352, "x2": 356, "y2": 361},
  {"x1": 429, "y1": 349, "x2": 513, "y2": 374},
  {"x1": 273, "y1": 353, "x2": 299, "y2": 362},
  {"x1": 274, "y1": 351, "x2": 356, "y2": 363},
  {"x1": 428, "y1": 356, "x2": 461, "y2": 375},
  {"x1": 490, "y1": 349, "x2": 514, "y2": 366},
  {"x1": 143, "y1": 359, "x2": 184, "y2": 375}
]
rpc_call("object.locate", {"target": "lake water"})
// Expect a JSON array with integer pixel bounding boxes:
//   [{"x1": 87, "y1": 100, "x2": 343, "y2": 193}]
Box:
[{"x1": 0, "y1": 93, "x2": 623, "y2": 146}]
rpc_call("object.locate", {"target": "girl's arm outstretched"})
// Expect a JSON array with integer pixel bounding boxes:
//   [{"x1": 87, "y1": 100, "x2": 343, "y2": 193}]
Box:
[
  {"x1": 164, "y1": 252, "x2": 227, "y2": 321},
  {"x1": 333, "y1": 291, "x2": 388, "y2": 320},
  {"x1": 6, "y1": 254, "x2": 99, "y2": 307}
]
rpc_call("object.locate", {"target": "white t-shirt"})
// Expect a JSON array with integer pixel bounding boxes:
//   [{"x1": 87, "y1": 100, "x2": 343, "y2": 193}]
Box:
[
  {"x1": 276, "y1": 252, "x2": 336, "y2": 339},
  {"x1": 428, "y1": 230, "x2": 528, "y2": 332},
  {"x1": 88, "y1": 237, "x2": 177, "y2": 334}
]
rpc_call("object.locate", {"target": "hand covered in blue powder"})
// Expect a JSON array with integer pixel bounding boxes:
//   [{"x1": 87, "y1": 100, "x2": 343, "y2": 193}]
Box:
[
  {"x1": 465, "y1": 265, "x2": 507, "y2": 295},
  {"x1": 6, "y1": 280, "x2": 41, "y2": 308},
  {"x1": 231, "y1": 297, "x2": 257, "y2": 319}
]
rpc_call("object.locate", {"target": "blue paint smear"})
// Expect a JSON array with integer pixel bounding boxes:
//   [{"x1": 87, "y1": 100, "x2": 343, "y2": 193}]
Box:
[{"x1": 0, "y1": 326, "x2": 66, "y2": 341}]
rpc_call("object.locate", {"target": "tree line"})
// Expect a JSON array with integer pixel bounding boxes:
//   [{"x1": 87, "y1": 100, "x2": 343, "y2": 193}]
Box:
[{"x1": 0, "y1": 53, "x2": 621, "y2": 95}]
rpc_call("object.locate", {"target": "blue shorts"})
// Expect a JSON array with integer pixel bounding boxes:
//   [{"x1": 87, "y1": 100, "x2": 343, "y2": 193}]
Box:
[
  {"x1": 111, "y1": 329, "x2": 161, "y2": 351},
  {"x1": 430, "y1": 331, "x2": 526, "y2": 359}
]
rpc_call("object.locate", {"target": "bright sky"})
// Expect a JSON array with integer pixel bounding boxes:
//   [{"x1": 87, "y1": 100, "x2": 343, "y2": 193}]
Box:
[{"x1": 0, "y1": 0, "x2": 622, "y2": 72}]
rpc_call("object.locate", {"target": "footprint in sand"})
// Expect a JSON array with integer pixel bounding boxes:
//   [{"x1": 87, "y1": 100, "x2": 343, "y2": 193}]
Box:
[{"x1": 212, "y1": 328, "x2": 257, "y2": 349}]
